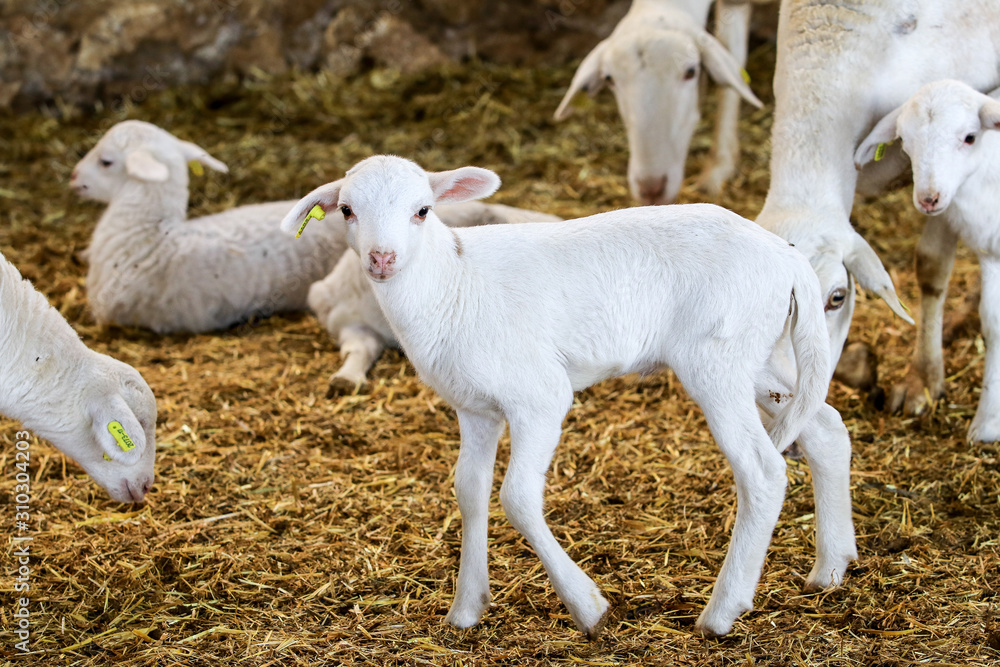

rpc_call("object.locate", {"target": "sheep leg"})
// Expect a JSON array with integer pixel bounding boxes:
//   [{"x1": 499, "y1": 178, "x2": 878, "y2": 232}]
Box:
[
  {"x1": 446, "y1": 410, "x2": 504, "y2": 629},
  {"x1": 888, "y1": 218, "x2": 958, "y2": 415},
  {"x1": 327, "y1": 325, "x2": 385, "y2": 397},
  {"x1": 697, "y1": 0, "x2": 751, "y2": 195},
  {"x1": 501, "y1": 409, "x2": 609, "y2": 640},
  {"x1": 692, "y1": 383, "x2": 787, "y2": 637},
  {"x1": 969, "y1": 257, "x2": 1000, "y2": 442}
]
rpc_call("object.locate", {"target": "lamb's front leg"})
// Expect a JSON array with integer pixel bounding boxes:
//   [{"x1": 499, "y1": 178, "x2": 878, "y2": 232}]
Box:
[
  {"x1": 502, "y1": 411, "x2": 610, "y2": 639},
  {"x1": 969, "y1": 257, "x2": 1000, "y2": 443},
  {"x1": 889, "y1": 218, "x2": 958, "y2": 415},
  {"x1": 445, "y1": 410, "x2": 504, "y2": 629}
]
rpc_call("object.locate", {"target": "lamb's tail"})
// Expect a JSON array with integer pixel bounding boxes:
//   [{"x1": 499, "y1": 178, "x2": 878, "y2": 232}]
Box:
[{"x1": 766, "y1": 259, "x2": 830, "y2": 452}]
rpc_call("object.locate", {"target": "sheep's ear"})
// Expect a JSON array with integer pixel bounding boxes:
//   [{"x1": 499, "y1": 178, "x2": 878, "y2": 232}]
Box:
[
  {"x1": 89, "y1": 396, "x2": 146, "y2": 466},
  {"x1": 177, "y1": 140, "x2": 229, "y2": 173},
  {"x1": 695, "y1": 32, "x2": 763, "y2": 108},
  {"x1": 428, "y1": 167, "x2": 501, "y2": 204},
  {"x1": 124, "y1": 148, "x2": 170, "y2": 182},
  {"x1": 979, "y1": 97, "x2": 1000, "y2": 130},
  {"x1": 280, "y1": 180, "x2": 343, "y2": 237},
  {"x1": 554, "y1": 40, "x2": 610, "y2": 121},
  {"x1": 844, "y1": 231, "x2": 914, "y2": 324},
  {"x1": 855, "y1": 106, "x2": 903, "y2": 167}
]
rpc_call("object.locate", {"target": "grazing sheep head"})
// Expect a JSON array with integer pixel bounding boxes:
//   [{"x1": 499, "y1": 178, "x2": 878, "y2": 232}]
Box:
[
  {"x1": 70, "y1": 120, "x2": 228, "y2": 202},
  {"x1": 281, "y1": 156, "x2": 500, "y2": 281}
]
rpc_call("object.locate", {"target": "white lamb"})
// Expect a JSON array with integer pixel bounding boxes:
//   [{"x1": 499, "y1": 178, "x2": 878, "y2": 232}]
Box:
[
  {"x1": 756, "y1": 0, "x2": 1000, "y2": 381},
  {"x1": 308, "y1": 201, "x2": 562, "y2": 396},
  {"x1": 554, "y1": 0, "x2": 764, "y2": 204},
  {"x1": 281, "y1": 155, "x2": 857, "y2": 638},
  {"x1": 0, "y1": 252, "x2": 156, "y2": 503},
  {"x1": 71, "y1": 120, "x2": 348, "y2": 333},
  {"x1": 855, "y1": 80, "x2": 1000, "y2": 442}
]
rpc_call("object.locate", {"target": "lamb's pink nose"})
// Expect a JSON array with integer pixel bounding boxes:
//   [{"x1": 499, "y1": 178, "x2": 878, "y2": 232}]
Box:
[
  {"x1": 636, "y1": 176, "x2": 667, "y2": 205},
  {"x1": 369, "y1": 250, "x2": 396, "y2": 276},
  {"x1": 919, "y1": 192, "x2": 940, "y2": 213},
  {"x1": 69, "y1": 168, "x2": 78, "y2": 182}
]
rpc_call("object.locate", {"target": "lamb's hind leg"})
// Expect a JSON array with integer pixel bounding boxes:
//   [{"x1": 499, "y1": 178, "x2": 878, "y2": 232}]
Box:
[
  {"x1": 446, "y1": 410, "x2": 504, "y2": 628},
  {"x1": 969, "y1": 257, "x2": 1000, "y2": 442},
  {"x1": 327, "y1": 325, "x2": 386, "y2": 397},
  {"x1": 502, "y1": 404, "x2": 609, "y2": 639},
  {"x1": 686, "y1": 379, "x2": 788, "y2": 637}
]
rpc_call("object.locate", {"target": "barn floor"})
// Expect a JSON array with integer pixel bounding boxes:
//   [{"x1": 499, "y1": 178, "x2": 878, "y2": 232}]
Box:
[{"x1": 0, "y1": 53, "x2": 998, "y2": 666}]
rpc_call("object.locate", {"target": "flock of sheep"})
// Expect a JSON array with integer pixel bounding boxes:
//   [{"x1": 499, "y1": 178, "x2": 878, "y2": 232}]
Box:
[{"x1": 3, "y1": 0, "x2": 1000, "y2": 641}]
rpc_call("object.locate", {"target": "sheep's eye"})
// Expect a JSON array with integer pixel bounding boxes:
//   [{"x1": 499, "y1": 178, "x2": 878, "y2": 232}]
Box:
[
  {"x1": 340, "y1": 205, "x2": 352, "y2": 218},
  {"x1": 417, "y1": 206, "x2": 430, "y2": 218},
  {"x1": 825, "y1": 287, "x2": 848, "y2": 312},
  {"x1": 964, "y1": 133, "x2": 976, "y2": 145},
  {"x1": 683, "y1": 66, "x2": 698, "y2": 80},
  {"x1": 99, "y1": 158, "x2": 113, "y2": 167}
]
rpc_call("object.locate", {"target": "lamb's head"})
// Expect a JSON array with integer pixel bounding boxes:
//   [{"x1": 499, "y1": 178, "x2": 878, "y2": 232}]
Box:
[
  {"x1": 554, "y1": 26, "x2": 761, "y2": 205},
  {"x1": 282, "y1": 156, "x2": 500, "y2": 281},
  {"x1": 856, "y1": 80, "x2": 1000, "y2": 216},
  {"x1": 46, "y1": 354, "x2": 157, "y2": 503},
  {"x1": 70, "y1": 120, "x2": 228, "y2": 202}
]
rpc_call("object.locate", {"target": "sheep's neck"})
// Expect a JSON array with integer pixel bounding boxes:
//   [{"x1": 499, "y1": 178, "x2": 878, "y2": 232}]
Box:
[
  {"x1": 100, "y1": 180, "x2": 189, "y2": 235},
  {"x1": 0, "y1": 258, "x2": 85, "y2": 421},
  {"x1": 629, "y1": 0, "x2": 711, "y2": 25}
]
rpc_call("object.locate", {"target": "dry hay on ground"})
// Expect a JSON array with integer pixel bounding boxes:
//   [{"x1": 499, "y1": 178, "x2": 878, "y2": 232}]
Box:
[{"x1": 0, "y1": 54, "x2": 998, "y2": 666}]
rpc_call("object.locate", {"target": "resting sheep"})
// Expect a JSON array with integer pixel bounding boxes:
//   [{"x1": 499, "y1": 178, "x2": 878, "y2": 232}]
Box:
[
  {"x1": 309, "y1": 201, "x2": 562, "y2": 396},
  {"x1": 0, "y1": 252, "x2": 156, "y2": 502},
  {"x1": 856, "y1": 80, "x2": 1000, "y2": 442},
  {"x1": 71, "y1": 120, "x2": 348, "y2": 334},
  {"x1": 554, "y1": 0, "x2": 764, "y2": 204},
  {"x1": 282, "y1": 155, "x2": 857, "y2": 638},
  {"x1": 756, "y1": 0, "x2": 1000, "y2": 380}
]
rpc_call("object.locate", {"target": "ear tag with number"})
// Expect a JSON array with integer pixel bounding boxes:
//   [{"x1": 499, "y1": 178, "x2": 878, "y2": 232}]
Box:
[
  {"x1": 296, "y1": 204, "x2": 326, "y2": 239},
  {"x1": 188, "y1": 160, "x2": 204, "y2": 176}
]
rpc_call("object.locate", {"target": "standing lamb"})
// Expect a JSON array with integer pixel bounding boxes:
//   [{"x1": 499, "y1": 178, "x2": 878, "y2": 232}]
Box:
[
  {"x1": 309, "y1": 201, "x2": 562, "y2": 396},
  {"x1": 71, "y1": 120, "x2": 348, "y2": 334},
  {"x1": 554, "y1": 0, "x2": 764, "y2": 204},
  {"x1": 0, "y1": 252, "x2": 156, "y2": 502},
  {"x1": 282, "y1": 155, "x2": 857, "y2": 638},
  {"x1": 856, "y1": 80, "x2": 1000, "y2": 442},
  {"x1": 755, "y1": 0, "x2": 1000, "y2": 382}
]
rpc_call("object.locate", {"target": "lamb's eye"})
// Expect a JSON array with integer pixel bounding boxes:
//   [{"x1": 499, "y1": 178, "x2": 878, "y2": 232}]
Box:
[
  {"x1": 340, "y1": 205, "x2": 352, "y2": 218},
  {"x1": 683, "y1": 66, "x2": 698, "y2": 80},
  {"x1": 964, "y1": 133, "x2": 976, "y2": 145},
  {"x1": 99, "y1": 158, "x2": 113, "y2": 167},
  {"x1": 417, "y1": 206, "x2": 430, "y2": 218},
  {"x1": 825, "y1": 287, "x2": 848, "y2": 312}
]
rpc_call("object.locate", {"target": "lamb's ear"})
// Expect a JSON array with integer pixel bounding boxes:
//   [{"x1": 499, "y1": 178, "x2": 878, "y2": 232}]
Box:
[
  {"x1": 695, "y1": 32, "x2": 763, "y2": 108},
  {"x1": 177, "y1": 140, "x2": 229, "y2": 173},
  {"x1": 124, "y1": 148, "x2": 169, "y2": 182},
  {"x1": 428, "y1": 167, "x2": 501, "y2": 204},
  {"x1": 554, "y1": 40, "x2": 610, "y2": 121},
  {"x1": 280, "y1": 180, "x2": 343, "y2": 237},
  {"x1": 979, "y1": 96, "x2": 1000, "y2": 130},
  {"x1": 855, "y1": 106, "x2": 903, "y2": 167},
  {"x1": 89, "y1": 396, "x2": 146, "y2": 466},
  {"x1": 844, "y1": 231, "x2": 914, "y2": 324}
]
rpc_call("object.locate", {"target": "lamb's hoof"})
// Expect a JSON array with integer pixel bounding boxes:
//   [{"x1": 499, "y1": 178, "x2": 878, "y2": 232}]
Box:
[
  {"x1": 804, "y1": 556, "x2": 853, "y2": 591},
  {"x1": 887, "y1": 372, "x2": 942, "y2": 416},
  {"x1": 968, "y1": 414, "x2": 1000, "y2": 444},
  {"x1": 445, "y1": 591, "x2": 491, "y2": 630},
  {"x1": 326, "y1": 376, "x2": 362, "y2": 398},
  {"x1": 571, "y1": 593, "x2": 611, "y2": 640},
  {"x1": 694, "y1": 612, "x2": 735, "y2": 638},
  {"x1": 583, "y1": 605, "x2": 611, "y2": 641}
]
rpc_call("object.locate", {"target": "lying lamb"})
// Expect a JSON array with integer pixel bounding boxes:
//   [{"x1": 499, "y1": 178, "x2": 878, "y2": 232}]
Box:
[
  {"x1": 856, "y1": 80, "x2": 1000, "y2": 442},
  {"x1": 0, "y1": 252, "x2": 156, "y2": 502},
  {"x1": 282, "y1": 155, "x2": 857, "y2": 638},
  {"x1": 308, "y1": 201, "x2": 562, "y2": 396}
]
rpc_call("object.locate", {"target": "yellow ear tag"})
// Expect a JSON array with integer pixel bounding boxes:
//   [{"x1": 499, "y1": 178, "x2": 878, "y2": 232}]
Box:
[
  {"x1": 108, "y1": 421, "x2": 136, "y2": 453},
  {"x1": 103, "y1": 453, "x2": 112, "y2": 461},
  {"x1": 188, "y1": 160, "x2": 204, "y2": 176},
  {"x1": 296, "y1": 204, "x2": 326, "y2": 239},
  {"x1": 874, "y1": 142, "x2": 888, "y2": 162},
  {"x1": 740, "y1": 68, "x2": 751, "y2": 84}
]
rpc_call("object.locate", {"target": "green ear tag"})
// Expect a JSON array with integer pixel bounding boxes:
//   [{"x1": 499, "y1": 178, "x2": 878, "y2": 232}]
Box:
[
  {"x1": 874, "y1": 142, "x2": 888, "y2": 162},
  {"x1": 296, "y1": 204, "x2": 326, "y2": 239},
  {"x1": 108, "y1": 421, "x2": 136, "y2": 453},
  {"x1": 188, "y1": 160, "x2": 204, "y2": 176},
  {"x1": 740, "y1": 68, "x2": 751, "y2": 84}
]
